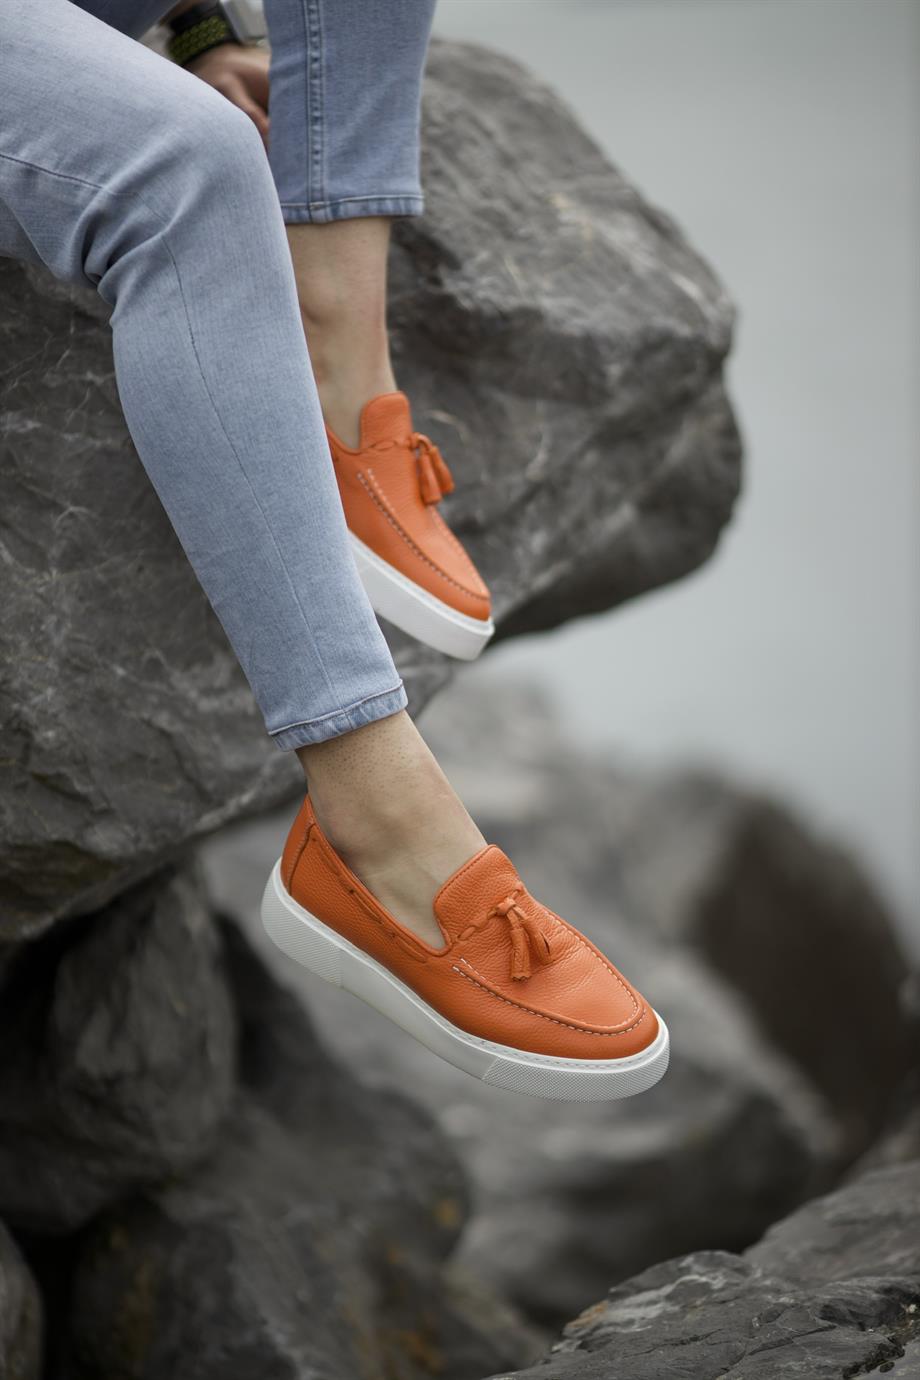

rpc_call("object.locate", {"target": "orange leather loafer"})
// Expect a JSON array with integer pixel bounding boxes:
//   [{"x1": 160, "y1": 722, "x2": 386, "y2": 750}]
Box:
[
  {"x1": 327, "y1": 392, "x2": 494, "y2": 660},
  {"x1": 261, "y1": 795, "x2": 669, "y2": 1101}
]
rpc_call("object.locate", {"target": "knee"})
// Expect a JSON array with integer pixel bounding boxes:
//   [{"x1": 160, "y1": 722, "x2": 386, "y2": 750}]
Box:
[
  {"x1": 89, "y1": 87, "x2": 278, "y2": 305},
  {"x1": 147, "y1": 82, "x2": 275, "y2": 226},
  {"x1": 194, "y1": 96, "x2": 268, "y2": 185}
]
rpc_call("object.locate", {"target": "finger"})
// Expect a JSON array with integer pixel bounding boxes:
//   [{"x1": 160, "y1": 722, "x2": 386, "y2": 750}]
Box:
[
  {"x1": 218, "y1": 75, "x2": 270, "y2": 146},
  {"x1": 238, "y1": 96, "x2": 270, "y2": 146},
  {"x1": 247, "y1": 63, "x2": 270, "y2": 109}
]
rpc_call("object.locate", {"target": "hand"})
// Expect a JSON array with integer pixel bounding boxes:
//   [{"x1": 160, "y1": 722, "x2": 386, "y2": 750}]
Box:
[{"x1": 187, "y1": 44, "x2": 270, "y2": 147}]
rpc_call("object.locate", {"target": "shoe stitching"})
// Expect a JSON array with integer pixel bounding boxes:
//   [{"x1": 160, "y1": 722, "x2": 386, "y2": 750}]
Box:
[
  {"x1": 305, "y1": 826, "x2": 435, "y2": 963},
  {"x1": 470, "y1": 894, "x2": 640, "y2": 1010},
  {"x1": 452, "y1": 962, "x2": 649, "y2": 1038},
  {"x1": 290, "y1": 827, "x2": 647, "y2": 1038},
  {"x1": 427, "y1": 500, "x2": 484, "y2": 578},
  {"x1": 362, "y1": 466, "x2": 488, "y2": 602},
  {"x1": 551, "y1": 918, "x2": 640, "y2": 1014},
  {"x1": 432, "y1": 845, "x2": 497, "y2": 912},
  {"x1": 282, "y1": 814, "x2": 313, "y2": 890},
  {"x1": 328, "y1": 427, "x2": 486, "y2": 593},
  {"x1": 357, "y1": 469, "x2": 491, "y2": 605},
  {"x1": 458, "y1": 953, "x2": 638, "y2": 1026},
  {"x1": 456, "y1": 954, "x2": 499, "y2": 985},
  {"x1": 442, "y1": 865, "x2": 639, "y2": 1017}
]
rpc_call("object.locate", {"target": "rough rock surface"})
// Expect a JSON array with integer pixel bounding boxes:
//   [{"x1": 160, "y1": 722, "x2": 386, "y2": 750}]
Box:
[
  {"x1": 66, "y1": 922, "x2": 536, "y2": 1380},
  {"x1": 853, "y1": 972, "x2": 920, "y2": 1173},
  {"x1": 394, "y1": 41, "x2": 741, "y2": 641},
  {"x1": 0, "y1": 1222, "x2": 42, "y2": 1380},
  {"x1": 497, "y1": 1162, "x2": 920, "y2": 1380},
  {"x1": 0, "y1": 866, "x2": 235, "y2": 1234},
  {"x1": 0, "y1": 39, "x2": 740, "y2": 941},
  {"x1": 605, "y1": 773, "x2": 912, "y2": 1152},
  {"x1": 748, "y1": 1158, "x2": 920, "y2": 1286}
]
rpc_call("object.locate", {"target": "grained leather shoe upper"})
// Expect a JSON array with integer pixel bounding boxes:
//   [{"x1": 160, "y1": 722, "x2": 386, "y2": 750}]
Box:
[
  {"x1": 327, "y1": 392, "x2": 492, "y2": 622},
  {"x1": 281, "y1": 795, "x2": 659, "y2": 1061}
]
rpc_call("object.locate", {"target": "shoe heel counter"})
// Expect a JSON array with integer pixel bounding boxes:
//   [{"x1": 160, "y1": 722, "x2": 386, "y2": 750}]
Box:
[{"x1": 281, "y1": 795, "x2": 314, "y2": 891}]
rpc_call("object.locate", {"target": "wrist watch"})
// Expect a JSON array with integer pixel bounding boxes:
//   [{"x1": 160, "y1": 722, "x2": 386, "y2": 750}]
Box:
[{"x1": 167, "y1": 0, "x2": 266, "y2": 67}]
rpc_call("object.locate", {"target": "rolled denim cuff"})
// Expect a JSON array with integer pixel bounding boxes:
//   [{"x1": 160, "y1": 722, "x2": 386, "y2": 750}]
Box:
[
  {"x1": 263, "y1": 0, "x2": 435, "y2": 231},
  {"x1": 268, "y1": 680, "x2": 408, "y2": 751},
  {"x1": 280, "y1": 194, "x2": 425, "y2": 225}
]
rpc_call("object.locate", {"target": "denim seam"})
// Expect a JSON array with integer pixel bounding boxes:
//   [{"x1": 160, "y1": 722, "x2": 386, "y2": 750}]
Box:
[
  {"x1": 155, "y1": 235, "x2": 348, "y2": 719},
  {"x1": 0, "y1": 148, "x2": 138, "y2": 200},
  {"x1": 280, "y1": 197, "x2": 424, "y2": 226},
  {"x1": 0, "y1": 148, "x2": 346, "y2": 718},
  {"x1": 359, "y1": 469, "x2": 490, "y2": 603},
  {"x1": 269, "y1": 680, "x2": 406, "y2": 736},
  {"x1": 305, "y1": 0, "x2": 325, "y2": 210},
  {"x1": 280, "y1": 194, "x2": 425, "y2": 211}
]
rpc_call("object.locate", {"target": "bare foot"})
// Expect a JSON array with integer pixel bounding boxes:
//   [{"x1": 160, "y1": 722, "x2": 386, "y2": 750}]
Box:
[{"x1": 296, "y1": 711, "x2": 486, "y2": 948}]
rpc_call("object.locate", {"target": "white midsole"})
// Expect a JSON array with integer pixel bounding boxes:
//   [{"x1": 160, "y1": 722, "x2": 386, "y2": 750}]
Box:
[
  {"x1": 349, "y1": 531, "x2": 495, "y2": 661},
  {"x1": 260, "y1": 860, "x2": 670, "y2": 1102}
]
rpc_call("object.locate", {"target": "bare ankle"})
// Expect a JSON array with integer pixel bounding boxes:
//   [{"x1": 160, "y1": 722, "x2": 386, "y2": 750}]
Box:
[
  {"x1": 298, "y1": 721, "x2": 459, "y2": 856},
  {"x1": 313, "y1": 363, "x2": 396, "y2": 448},
  {"x1": 294, "y1": 711, "x2": 486, "y2": 921}
]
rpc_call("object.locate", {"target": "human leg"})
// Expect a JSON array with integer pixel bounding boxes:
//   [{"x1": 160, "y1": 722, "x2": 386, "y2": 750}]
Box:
[
  {"x1": 1, "y1": 2, "x2": 667, "y2": 1085},
  {"x1": 0, "y1": 0, "x2": 492, "y2": 943},
  {"x1": 256, "y1": 0, "x2": 494, "y2": 659},
  {"x1": 265, "y1": 0, "x2": 434, "y2": 441},
  {"x1": 0, "y1": 0, "x2": 404, "y2": 749},
  {"x1": 296, "y1": 713, "x2": 485, "y2": 948},
  {"x1": 78, "y1": 0, "x2": 433, "y2": 443},
  {"x1": 245, "y1": 3, "x2": 665, "y2": 1081}
]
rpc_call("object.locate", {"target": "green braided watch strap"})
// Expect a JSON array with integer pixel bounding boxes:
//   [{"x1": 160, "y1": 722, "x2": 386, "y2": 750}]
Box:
[{"x1": 168, "y1": 14, "x2": 239, "y2": 66}]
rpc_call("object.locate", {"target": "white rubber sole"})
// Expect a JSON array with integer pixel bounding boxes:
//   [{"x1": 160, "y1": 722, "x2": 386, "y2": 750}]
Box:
[
  {"x1": 349, "y1": 532, "x2": 495, "y2": 661},
  {"x1": 260, "y1": 860, "x2": 670, "y2": 1102}
]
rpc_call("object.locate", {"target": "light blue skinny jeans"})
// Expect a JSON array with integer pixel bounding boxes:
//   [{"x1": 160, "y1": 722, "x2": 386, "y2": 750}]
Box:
[{"x1": 0, "y1": 0, "x2": 436, "y2": 750}]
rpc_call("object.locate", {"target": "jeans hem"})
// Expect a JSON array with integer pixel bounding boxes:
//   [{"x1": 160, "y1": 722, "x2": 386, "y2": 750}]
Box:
[
  {"x1": 280, "y1": 194, "x2": 424, "y2": 224},
  {"x1": 269, "y1": 681, "x2": 408, "y2": 750}
]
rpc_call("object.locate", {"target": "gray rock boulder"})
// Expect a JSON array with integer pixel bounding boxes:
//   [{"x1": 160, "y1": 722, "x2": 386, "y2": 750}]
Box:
[
  {"x1": 851, "y1": 970, "x2": 920, "y2": 1173},
  {"x1": 496, "y1": 1161, "x2": 920, "y2": 1380},
  {"x1": 0, "y1": 1222, "x2": 41, "y2": 1380},
  {"x1": 0, "y1": 866, "x2": 235, "y2": 1234},
  {"x1": 65, "y1": 923, "x2": 534, "y2": 1380},
  {"x1": 605, "y1": 773, "x2": 912, "y2": 1152},
  {"x1": 394, "y1": 41, "x2": 741, "y2": 640},
  {"x1": 0, "y1": 38, "x2": 739, "y2": 942},
  {"x1": 748, "y1": 1158, "x2": 920, "y2": 1285}
]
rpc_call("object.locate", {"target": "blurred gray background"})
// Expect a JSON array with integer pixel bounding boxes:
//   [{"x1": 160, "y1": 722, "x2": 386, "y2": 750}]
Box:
[{"x1": 433, "y1": 0, "x2": 920, "y2": 946}]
